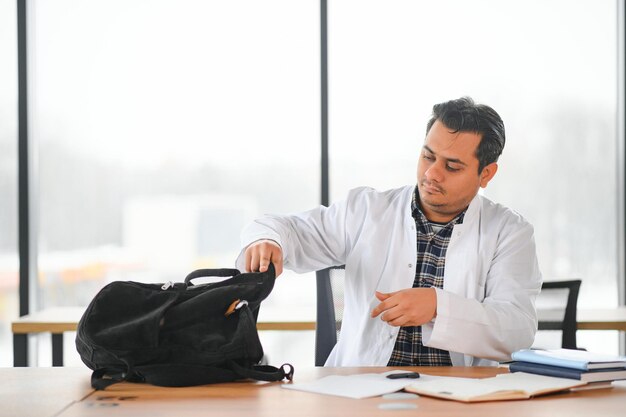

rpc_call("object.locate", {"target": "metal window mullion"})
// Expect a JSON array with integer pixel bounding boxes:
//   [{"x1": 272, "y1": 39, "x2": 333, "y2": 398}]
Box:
[
  {"x1": 17, "y1": 0, "x2": 38, "y2": 366},
  {"x1": 17, "y1": 0, "x2": 30, "y2": 318},
  {"x1": 618, "y1": 0, "x2": 626, "y2": 355},
  {"x1": 320, "y1": 0, "x2": 329, "y2": 207}
]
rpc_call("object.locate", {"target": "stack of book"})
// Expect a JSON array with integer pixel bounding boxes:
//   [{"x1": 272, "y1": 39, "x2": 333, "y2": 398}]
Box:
[{"x1": 509, "y1": 349, "x2": 626, "y2": 384}]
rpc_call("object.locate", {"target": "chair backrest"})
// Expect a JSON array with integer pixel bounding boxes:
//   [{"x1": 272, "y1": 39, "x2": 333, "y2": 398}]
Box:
[
  {"x1": 315, "y1": 265, "x2": 345, "y2": 366},
  {"x1": 536, "y1": 279, "x2": 582, "y2": 349}
]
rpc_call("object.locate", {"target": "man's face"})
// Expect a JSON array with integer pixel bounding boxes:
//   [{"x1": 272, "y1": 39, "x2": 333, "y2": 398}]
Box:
[{"x1": 416, "y1": 120, "x2": 497, "y2": 223}]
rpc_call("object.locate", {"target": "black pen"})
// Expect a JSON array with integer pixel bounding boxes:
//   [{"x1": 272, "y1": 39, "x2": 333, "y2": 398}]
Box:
[{"x1": 386, "y1": 372, "x2": 420, "y2": 379}]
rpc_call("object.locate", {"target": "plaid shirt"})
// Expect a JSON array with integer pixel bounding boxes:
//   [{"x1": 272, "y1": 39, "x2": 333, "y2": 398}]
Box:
[{"x1": 387, "y1": 187, "x2": 465, "y2": 366}]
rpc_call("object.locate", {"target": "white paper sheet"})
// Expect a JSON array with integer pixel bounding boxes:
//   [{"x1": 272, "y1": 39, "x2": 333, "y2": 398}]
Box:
[{"x1": 281, "y1": 370, "x2": 432, "y2": 399}]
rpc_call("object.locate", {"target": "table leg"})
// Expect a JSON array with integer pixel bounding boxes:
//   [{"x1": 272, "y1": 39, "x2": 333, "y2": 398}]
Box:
[
  {"x1": 13, "y1": 334, "x2": 28, "y2": 367},
  {"x1": 52, "y1": 333, "x2": 64, "y2": 366}
]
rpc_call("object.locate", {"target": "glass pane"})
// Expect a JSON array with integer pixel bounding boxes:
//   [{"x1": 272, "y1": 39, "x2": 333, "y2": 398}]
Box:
[
  {"x1": 329, "y1": 0, "x2": 619, "y2": 352},
  {"x1": 31, "y1": 0, "x2": 319, "y2": 366},
  {"x1": 0, "y1": 0, "x2": 18, "y2": 367}
]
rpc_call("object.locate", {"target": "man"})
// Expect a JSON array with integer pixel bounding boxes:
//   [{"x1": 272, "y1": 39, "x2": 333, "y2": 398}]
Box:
[{"x1": 237, "y1": 97, "x2": 542, "y2": 367}]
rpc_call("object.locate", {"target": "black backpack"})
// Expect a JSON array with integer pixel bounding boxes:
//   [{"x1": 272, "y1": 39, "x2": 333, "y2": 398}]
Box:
[{"x1": 75, "y1": 264, "x2": 294, "y2": 389}]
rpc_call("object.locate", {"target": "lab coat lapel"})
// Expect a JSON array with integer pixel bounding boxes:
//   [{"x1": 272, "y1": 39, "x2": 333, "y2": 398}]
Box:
[{"x1": 443, "y1": 195, "x2": 482, "y2": 299}]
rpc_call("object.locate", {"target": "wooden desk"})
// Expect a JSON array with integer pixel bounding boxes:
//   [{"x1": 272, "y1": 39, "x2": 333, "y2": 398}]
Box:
[
  {"x1": 0, "y1": 367, "x2": 93, "y2": 417},
  {"x1": 3, "y1": 366, "x2": 625, "y2": 417},
  {"x1": 11, "y1": 307, "x2": 316, "y2": 367}
]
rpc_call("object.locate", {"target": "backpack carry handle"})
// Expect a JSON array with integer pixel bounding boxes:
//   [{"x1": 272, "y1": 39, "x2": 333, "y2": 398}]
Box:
[{"x1": 184, "y1": 268, "x2": 241, "y2": 284}]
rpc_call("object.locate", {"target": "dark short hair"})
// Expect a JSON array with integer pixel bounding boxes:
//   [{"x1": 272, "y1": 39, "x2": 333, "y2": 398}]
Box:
[{"x1": 426, "y1": 97, "x2": 505, "y2": 173}]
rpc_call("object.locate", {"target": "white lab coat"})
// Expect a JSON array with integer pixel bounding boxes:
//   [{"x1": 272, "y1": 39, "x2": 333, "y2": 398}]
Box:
[{"x1": 238, "y1": 185, "x2": 542, "y2": 366}]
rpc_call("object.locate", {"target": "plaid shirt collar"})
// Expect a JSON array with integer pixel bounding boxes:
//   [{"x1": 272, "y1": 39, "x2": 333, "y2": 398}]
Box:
[{"x1": 411, "y1": 186, "x2": 466, "y2": 234}]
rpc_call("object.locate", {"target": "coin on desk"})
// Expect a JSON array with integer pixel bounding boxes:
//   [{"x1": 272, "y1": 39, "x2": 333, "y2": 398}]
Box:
[{"x1": 378, "y1": 403, "x2": 418, "y2": 410}]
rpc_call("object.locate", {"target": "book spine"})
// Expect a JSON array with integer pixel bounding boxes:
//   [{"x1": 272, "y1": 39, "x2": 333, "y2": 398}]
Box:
[
  {"x1": 509, "y1": 362, "x2": 582, "y2": 380},
  {"x1": 510, "y1": 352, "x2": 588, "y2": 370}
]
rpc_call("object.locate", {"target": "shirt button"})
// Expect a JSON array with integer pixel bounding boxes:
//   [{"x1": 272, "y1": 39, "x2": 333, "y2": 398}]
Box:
[{"x1": 408, "y1": 263, "x2": 413, "y2": 268}]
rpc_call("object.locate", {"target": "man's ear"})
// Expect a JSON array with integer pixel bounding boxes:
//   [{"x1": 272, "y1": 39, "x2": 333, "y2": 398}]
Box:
[{"x1": 479, "y1": 163, "x2": 498, "y2": 188}]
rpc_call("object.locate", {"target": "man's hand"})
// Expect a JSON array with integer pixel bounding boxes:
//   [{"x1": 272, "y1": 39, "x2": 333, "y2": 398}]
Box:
[
  {"x1": 244, "y1": 239, "x2": 284, "y2": 277},
  {"x1": 370, "y1": 288, "x2": 437, "y2": 326}
]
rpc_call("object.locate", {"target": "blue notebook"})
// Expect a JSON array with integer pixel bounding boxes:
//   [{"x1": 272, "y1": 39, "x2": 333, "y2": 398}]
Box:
[
  {"x1": 511, "y1": 349, "x2": 626, "y2": 371},
  {"x1": 509, "y1": 361, "x2": 626, "y2": 382}
]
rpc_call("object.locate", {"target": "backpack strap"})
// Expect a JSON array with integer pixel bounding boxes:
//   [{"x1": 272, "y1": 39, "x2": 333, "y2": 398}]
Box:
[
  {"x1": 184, "y1": 268, "x2": 241, "y2": 284},
  {"x1": 90, "y1": 368, "x2": 138, "y2": 390},
  {"x1": 89, "y1": 364, "x2": 241, "y2": 389},
  {"x1": 104, "y1": 362, "x2": 294, "y2": 388},
  {"x1": 230, "y1": 361, "x2": 295, "y2": 382}
]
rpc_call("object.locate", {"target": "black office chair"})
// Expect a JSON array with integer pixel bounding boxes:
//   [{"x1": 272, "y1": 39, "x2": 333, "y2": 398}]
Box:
[
  {"x1": 536, "y1": 279, "x2": 582, "y2": 349},
  {"x1": 315, "y1": 265, "x2": 345, "y2": 366}
]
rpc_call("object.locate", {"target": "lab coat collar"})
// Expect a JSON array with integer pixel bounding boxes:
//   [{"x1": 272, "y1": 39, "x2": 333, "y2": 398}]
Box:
[{"x1": 450, "y1": 194, "x2": 481, "y2": 235}]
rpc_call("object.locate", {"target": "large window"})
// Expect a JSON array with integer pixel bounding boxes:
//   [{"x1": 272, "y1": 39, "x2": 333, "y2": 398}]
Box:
[
  {"x1": 8, "y1": 0, "x2": 625, "y2": 366},
  {"x1": 0, "y1": 0, "x2": 18, "y2": 367},
  {"x1": 329, "y1": 0, "x2": 620, "y2": 352},
  {"x1": 29, "y1": 0, "x2": 319, "y2": 365}
]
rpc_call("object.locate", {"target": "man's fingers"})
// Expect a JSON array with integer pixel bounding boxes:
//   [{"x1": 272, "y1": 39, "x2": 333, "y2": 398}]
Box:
[
  {"x1": 371, "y1": 302, "x2": 384, "y2": 318},
  {"x1": 373, "y1": 288, "x2": 437, "y2": 327},
  {"x1": 371, "y1": 293, "x2": 397, "y2": 318},
  {"x1": 244, "y1": 244, "x2": 262, "y2": 272},
  {"x1": 244, "y1": 250, "x2": 252, "y2": 273},
  {"x1": 243, "y1": 240, "x2": 284, "y2": 277},
  {"x1": 381, "y1": 306, "x2": 403, "y2": 324},
  {"x1": 375, "y1": 291, "x2": 391, "y2": 301},
  {"x1": 259, "y1": 246, "x2": 278, "y2": 272},
  {"x1": 259, "y1": 256, "x2": 270, "y2": 272},
  {"x1": 388, "y1": 316, "x2": 407, "y2": 327}
]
